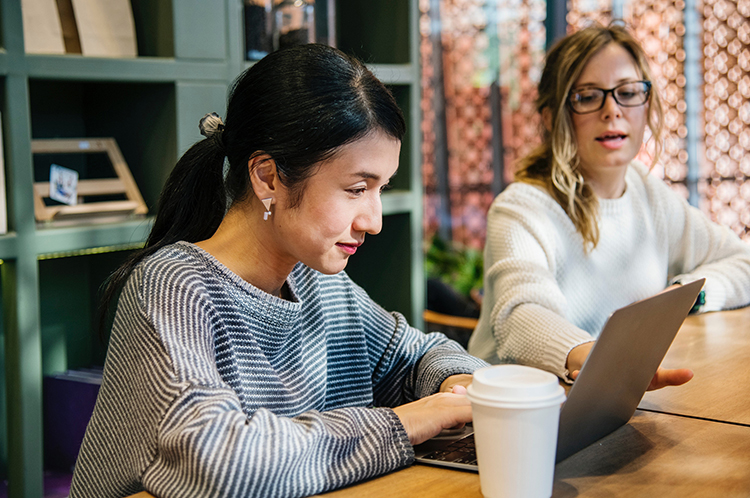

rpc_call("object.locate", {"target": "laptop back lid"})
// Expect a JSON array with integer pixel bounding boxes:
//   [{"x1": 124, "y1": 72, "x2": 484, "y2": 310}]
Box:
[{"x1": 555, "y1": 278, "x2": 705, "y2": 462}]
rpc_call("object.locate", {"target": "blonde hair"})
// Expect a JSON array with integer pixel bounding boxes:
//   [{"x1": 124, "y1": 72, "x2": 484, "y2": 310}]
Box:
[{"x1": 515, "y1": 22, "x2": 665, "y2": 250}]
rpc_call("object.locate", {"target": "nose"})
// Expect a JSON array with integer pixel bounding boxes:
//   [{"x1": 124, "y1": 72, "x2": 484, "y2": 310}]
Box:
[
  {"x1": 601, "y1": 92, "x2": 622, "y2": 120},
  {"x1": 353, "y1": 194, "x2": 383, "y2": 235}
]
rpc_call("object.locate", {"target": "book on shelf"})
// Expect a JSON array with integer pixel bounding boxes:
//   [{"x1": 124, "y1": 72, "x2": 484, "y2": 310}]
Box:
[
  {"x1": 21, "y1": 0, "x2": 67, "y2": 54},
  {"x1": 21, "y1": 0, "x2": 138, "y2": 57},
  {"x1": 70, "y1": 0, "x2": 138, "y2": 57}
]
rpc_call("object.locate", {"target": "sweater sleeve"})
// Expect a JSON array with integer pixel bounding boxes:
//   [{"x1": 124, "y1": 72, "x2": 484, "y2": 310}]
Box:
[
  {"x1": 479, "y1": 194, "x2": 594, "y2": 378},
  {"x1": 344, "y1": 275, "x2": 488, "y2": 405},
  {"x1": 146, "y1": 385, "x2": 411, "y2": 498},
  {"x1": 649, "y1": 174, "x2": 750, "y2": 312}
]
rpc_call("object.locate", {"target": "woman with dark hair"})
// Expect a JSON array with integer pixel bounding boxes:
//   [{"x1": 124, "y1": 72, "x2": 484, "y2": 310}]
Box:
[
  {"x1": 70, "y1": 44, "x2": 487, "y2": 498},
  {"x1": 468, "y1": 23, "x2": 750, "y2": 386}
]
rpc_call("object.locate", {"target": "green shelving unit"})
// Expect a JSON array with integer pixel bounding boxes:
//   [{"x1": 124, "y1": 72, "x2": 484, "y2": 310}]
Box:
[{"x1": 0, "y1": 0, "x2": 423, "y2": 497}]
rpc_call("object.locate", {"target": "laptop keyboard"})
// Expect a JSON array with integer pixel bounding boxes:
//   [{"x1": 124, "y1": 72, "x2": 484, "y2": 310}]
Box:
[{"x1": 418, "y1": 433, "x2": 477, "y2": 466}]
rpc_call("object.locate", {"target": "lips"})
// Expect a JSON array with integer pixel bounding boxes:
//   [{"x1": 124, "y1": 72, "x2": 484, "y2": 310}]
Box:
[
  {"x1": 595, "y1": 130, "x2": 627, "y2": 150},
  {"x1": 336, "y1": 242, "x2": 361, "y2": 255},
  {"x1": 595, "y1": 131, "x2": 627, "y2": 142}
]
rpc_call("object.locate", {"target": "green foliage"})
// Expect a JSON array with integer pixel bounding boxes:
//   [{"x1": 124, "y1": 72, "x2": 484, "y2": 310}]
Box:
[{"x1": 424, "y1": 235, "x2": 484, "y2": 297}]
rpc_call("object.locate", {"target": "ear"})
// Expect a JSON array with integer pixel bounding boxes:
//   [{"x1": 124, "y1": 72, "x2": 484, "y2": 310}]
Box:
[
  {"x1": 542, "y1": 107, "x2": 553, "y2": 133},
  {"x1": 248, "y1": 153, "x2": 280, "y2": 203}
]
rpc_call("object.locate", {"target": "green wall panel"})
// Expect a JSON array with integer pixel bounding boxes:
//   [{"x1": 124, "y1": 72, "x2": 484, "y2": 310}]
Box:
[
  {"x1": 176, "y1": 82, "x2": 229, "y2": 156},
  {"x1": 174, "y1": 0, "x2": 228, "y2": 60}
]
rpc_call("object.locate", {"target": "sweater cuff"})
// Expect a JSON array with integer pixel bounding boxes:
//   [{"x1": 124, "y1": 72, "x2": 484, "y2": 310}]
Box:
[
  {"x1": 415, "y1": 342, "x2": 490, "y2": 398},
  {"x1": 671, "y1": 276, "x2": 720, "y2": 313},
  {"x1": 540, "y1": 328, "x2": 595, "y2": 381},
  {"x1": 381, "y1": 408, "x2": 415, "y2": 464}
]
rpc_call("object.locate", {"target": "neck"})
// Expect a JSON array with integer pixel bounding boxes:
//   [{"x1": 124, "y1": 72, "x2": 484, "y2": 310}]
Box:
[
  {"x1": 195, "y1": 201, "x2": 294, "y2": 298},
  {"x1": 582, "y1": 166, "x2": 628, "y2": 199}
]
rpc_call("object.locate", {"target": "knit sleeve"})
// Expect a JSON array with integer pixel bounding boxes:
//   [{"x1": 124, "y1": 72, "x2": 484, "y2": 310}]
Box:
[
  {"x1": 480, "y1": 192, "x2": 594, "y2": 378},
  {"x1": 344, "y1": 275, "x2": 488, "y2": 405},
  {"x1": 648, "y1": 174, "x2": 750, "y2": 312},
  {"x1": 145, "y1": 386, "x2": 411, "y2": 498}
]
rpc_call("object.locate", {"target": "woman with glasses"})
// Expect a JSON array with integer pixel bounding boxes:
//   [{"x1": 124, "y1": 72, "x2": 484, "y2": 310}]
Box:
[{"x1": 467, "y1": 23, "x2": 750, "y2": 387}]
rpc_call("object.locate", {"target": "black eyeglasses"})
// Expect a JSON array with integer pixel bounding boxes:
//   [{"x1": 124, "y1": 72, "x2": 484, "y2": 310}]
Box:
[{"x1": 568, "y1": 80, "x2": 652, "y2": 114}]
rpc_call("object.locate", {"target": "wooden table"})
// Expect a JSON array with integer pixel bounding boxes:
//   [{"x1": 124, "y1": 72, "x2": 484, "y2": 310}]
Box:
[
  {"x1": 317, "y1": 409, "x2": 750, "y2": 498},
  {"x1": 639, "y1": 306, "x2": 750, "y2": 425},
  {"x1": 316, "y1": 307, "x2": 750, "y2": 497}
]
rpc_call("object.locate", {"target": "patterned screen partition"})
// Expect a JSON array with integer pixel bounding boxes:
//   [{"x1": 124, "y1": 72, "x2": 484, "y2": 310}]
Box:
[
  {"x1": 420, "y1": 0, "x2": 546, "y2": 249},
  {"x1": 422, "y1": 0, "x2": 750, "y2": 248}
]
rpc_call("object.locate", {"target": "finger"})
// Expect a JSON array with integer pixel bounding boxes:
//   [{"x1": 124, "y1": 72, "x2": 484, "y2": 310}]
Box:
[
  {"x1": 647, "y1": 368, "x2": 694, "y2": 391},
  {"x1": 570, "y1": 370, "x2": 580, "y2": 380},
  {"x1": 452, "y1": 385, "x2": 467, "y2": 395}
]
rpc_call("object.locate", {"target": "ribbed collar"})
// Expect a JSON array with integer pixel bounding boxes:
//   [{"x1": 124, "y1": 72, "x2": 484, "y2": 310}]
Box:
[{"x1": 173, "y1": 241, "x2": 303, "y2": 335}]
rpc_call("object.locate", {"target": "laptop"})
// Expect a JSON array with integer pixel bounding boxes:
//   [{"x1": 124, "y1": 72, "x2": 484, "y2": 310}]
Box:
[{"x1": 414, "y1": 278, "x2": 706, "y2": 469}]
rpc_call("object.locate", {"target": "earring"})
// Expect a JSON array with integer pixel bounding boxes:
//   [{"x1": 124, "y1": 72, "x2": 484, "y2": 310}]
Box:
[{"x1": 261, "y1": 197, "x2": 273, "y2": 221}]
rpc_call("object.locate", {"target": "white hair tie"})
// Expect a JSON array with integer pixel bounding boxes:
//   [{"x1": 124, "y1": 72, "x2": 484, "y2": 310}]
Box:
[{"x1": 199, "y1": 112, "x2": 225, "y2": 138}]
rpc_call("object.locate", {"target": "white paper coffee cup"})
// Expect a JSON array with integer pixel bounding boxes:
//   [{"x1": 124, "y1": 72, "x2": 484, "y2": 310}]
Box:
[{"x1": 466, "y1": 365, "x2": 565, "y2": 498}]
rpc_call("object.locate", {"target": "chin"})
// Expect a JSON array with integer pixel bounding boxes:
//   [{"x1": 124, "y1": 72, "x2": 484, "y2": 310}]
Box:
[{"x1": 310, "y1": 259, "x2": 349, "y2": 275}]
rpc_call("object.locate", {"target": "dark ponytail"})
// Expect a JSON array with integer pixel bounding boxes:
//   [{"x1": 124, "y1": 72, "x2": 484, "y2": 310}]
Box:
[{"x1": 98, "y1": 44, "x2": 405, "y2": 333}]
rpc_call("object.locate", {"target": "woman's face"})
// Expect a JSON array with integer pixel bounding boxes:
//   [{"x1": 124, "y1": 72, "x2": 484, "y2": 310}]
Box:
[
  {"x1": 273, "y1": 131, "x2": 400, "y2": 275},
  {"x1": 570, "y1": 43, "x2": 649, "y2": 186}
]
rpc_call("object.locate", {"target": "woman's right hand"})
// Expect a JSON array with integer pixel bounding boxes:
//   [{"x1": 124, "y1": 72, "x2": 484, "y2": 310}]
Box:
[
  {"x1": 392, "y1": 386, "x2": 472, "y2": 446},
  {"x1": 566, "y1": 341, "x2": 595, "y2": 378}
]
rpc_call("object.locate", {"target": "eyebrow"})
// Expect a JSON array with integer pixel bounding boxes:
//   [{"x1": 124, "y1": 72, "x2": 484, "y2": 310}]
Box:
[
  {"x1": 573, "y1": 77, "x2": 642, "y2": 89},
  {"x1": 350, "y1": 171, "x2": 398, "y2": 182}
]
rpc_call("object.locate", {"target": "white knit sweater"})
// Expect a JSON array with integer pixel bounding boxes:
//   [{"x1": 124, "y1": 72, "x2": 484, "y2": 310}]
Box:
[{"x1": 468, "y1": 161, "x2": 750, "y2": 378}]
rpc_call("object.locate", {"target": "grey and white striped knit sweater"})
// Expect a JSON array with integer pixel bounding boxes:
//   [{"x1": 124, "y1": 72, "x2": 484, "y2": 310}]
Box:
[{"x1": 70, "y1": 242, "x2": 487, "y2": 498}]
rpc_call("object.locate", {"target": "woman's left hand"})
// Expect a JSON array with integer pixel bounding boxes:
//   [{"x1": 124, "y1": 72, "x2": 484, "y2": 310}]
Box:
[
  {"x1": 570, "y1": 366, "x2": 694, "y2": 391},
  {"x1": 645, "y1": 367, "x2": 694, "y2": 390}
]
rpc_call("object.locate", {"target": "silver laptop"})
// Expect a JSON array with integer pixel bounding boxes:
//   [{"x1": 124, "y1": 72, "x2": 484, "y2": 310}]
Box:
[{"x1": 414, "y1": 278, "x2": 705, "y2": 469}]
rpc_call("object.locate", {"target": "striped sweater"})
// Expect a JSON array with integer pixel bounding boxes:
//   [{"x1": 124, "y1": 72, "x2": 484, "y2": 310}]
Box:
[{"x1": 70, "y1": 242, "x2": 487, "y2": 498}]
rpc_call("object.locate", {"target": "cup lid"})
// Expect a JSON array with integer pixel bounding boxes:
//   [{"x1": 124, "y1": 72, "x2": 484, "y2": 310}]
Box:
[{"x1": 467, "y1": 364, "x2": 564, "y2": 406}]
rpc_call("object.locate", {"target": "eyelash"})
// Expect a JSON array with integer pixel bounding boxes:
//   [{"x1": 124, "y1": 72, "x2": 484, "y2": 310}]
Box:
[{"x1": 347, "y1": 183, "x2": 392, "y2": 196}]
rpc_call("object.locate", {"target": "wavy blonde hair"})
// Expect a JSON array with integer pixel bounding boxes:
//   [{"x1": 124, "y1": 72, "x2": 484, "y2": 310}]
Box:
[{"x1": 515, "y1": 22, "x2": 665, "y2": 250}]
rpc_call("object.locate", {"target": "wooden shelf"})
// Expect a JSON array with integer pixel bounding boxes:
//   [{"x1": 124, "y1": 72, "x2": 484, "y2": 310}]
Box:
[
  {"x1": 34, "y1": 218, "x2": 152, "y2": 258},
  {"x1": 24, "y1": 55, "x2": 230, "y2": 83},
  {"x1": 368, "y1": 63, "x2": 416, "y2": 84}
]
